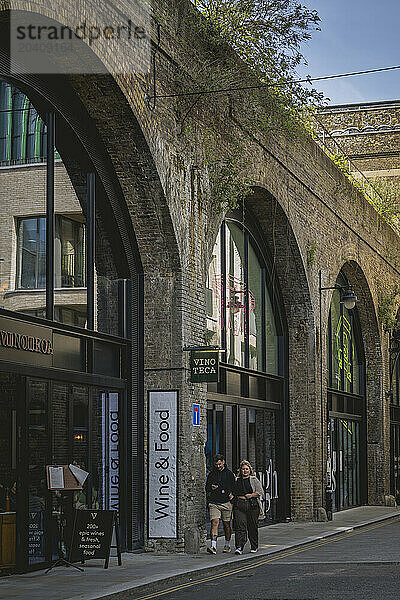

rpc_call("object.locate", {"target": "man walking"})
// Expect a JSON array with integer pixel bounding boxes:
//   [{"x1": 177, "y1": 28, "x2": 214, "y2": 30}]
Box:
[{"x1": 205, "y1": 454, "x2": 235, "y2": 554}]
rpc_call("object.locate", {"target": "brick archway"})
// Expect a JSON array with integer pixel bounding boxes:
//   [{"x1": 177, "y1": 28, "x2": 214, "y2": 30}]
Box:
[
  {"x1": 246, "y1": 187, "x2": 318, "y2": 520},
  {"x1": 340, "y1": 260, "x2": 385, "y2": 504}
]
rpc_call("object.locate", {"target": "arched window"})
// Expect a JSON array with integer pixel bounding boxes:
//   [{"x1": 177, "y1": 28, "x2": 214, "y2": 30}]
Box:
[
  {"x1": 0, "y1": 80, "x2": 50, "y2": 165},
  {"x1": 206, "y1": 218, "x2": 279, "y2": 375},
  {"x1": 327, "y1": 272, "x2": 362, "y2": 395},
  {"x1": 0, "y1": 74, "x2": 139, "y2": 571},
  {"x1": 326, "y1": 271, "x2": 365, "y2": 512},
  {"x1": 206, "y1": 214, "x2": 286, "y2": 523}
]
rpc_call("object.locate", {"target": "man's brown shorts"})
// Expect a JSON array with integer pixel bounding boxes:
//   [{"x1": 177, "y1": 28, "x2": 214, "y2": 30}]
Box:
[{"x1": 209, "y1": 502, "x2": 233, "y2": 521}]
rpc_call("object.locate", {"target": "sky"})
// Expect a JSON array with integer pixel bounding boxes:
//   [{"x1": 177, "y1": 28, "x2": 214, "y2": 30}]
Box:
[{"x1": 295, "y1": 0, "x2": 400, "y2": 106}]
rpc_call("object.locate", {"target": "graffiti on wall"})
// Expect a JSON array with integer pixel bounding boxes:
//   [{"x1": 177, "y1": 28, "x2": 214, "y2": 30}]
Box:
[{"x1": 257, "y1": 458, "x2": 278, "y2": 515}]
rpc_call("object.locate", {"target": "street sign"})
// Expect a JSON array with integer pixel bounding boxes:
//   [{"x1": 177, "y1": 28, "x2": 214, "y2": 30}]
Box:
[
  {"x1": 190, "y1": 349, "x2": 219, "y2": 383},
  {"x1": 193, "y1": 403, "x2": 200, "y2": 426}
]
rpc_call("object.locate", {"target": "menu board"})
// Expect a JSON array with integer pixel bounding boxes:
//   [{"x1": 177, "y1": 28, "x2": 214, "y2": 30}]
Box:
[
  {"x1": 46, "y1": 465, "x2": 83, "y2": 490},
  {"x1": 69, "y1": 510, "x2": 121, "y2": 568}
]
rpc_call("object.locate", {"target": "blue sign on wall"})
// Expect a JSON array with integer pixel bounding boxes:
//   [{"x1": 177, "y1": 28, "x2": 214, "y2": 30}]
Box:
[{"x1": 193, "y1": 403, "x2": 200, "y2": 426}]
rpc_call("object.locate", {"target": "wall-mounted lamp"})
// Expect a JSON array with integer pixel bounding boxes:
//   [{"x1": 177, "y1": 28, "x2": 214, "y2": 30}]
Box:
[{"x1": 320, "y1": 284, "x2": 358, "y2": 310}]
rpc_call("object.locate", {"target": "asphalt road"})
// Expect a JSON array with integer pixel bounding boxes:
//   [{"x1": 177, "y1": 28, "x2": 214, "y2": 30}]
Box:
[{"x1": 137, "y1": 517, "x2": 400, "y2": 600}]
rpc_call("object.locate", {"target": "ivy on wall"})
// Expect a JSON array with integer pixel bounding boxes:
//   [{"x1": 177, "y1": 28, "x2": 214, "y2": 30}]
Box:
[
  {"x1": 378, "y1": 287, "x2": 400, "y2": 331},
  {"x1": 173, "y1": 1, "x2": 326, "y2": 212}
]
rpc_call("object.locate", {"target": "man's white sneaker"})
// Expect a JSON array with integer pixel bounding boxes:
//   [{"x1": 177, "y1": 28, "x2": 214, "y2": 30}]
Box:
[
  {"x1": 223, "y1": 545, "x2": 231, "y2": 553},
  {"x1": 207, "y1": 546, "x2": 217, "y2": 555},
  {"x1": 235, "y1": 548, "x2": 242, "y2": 555},
  {"x1": 250, "y1": 548, "x2": 258, "y2": 553}
]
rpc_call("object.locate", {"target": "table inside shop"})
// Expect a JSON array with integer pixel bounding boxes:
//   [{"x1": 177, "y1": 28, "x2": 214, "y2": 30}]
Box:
[{"x1": 0, "y1": 512, "x2": 16, "y2": 568}]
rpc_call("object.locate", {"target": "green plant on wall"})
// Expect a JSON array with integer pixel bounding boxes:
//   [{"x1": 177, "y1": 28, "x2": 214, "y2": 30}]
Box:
[
  {"x1": 367, "y1": 179, "x2": 400, "y2": 227},
  {"x1": 175, "y1": 1, "x2": 327, "y2": 214},
  {"x1": 306, "y1": 240, "x2": 317, "y2": 268},
  {"x1": 378, "y1": 287, "x2": 400, "y2": 331},
  {"x1": 203, "y1": 130, "x2": 253, "y2": 212},
  {"x1": 325, "y1": 151, "x2": 400, "y2": 230},
  {"x1": 191, "y1": 0, "x2": 324, "y2": 131}
]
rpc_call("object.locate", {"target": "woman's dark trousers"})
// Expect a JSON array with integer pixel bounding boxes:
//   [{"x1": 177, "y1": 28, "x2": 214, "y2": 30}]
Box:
[{"x1": 234, "y1": 505, "x2": 260, "y2": 550}]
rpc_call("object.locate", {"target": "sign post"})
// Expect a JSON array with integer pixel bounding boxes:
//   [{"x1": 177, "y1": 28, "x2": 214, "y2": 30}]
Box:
[
  {"x1": 69, "y1": 510, "x2": 122, "y2": 568},
  {"x1": 193, "y1": 403, "x2": 200, "y2": 426},
  {"x1": 45, "y1": 465, "x2": 85, "y2": 574}
]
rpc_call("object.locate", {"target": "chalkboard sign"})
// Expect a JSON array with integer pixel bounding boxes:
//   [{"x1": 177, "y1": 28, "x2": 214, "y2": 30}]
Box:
[
  {"x1": 28, "y1": 511, "x2": 45, "y2": 560},
  {"x1": 69, "y1": 510, "x2": 121, "y2": 568}
]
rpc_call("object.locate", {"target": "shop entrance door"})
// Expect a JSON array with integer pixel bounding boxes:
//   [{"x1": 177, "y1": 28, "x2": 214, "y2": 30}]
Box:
[
  {"x1": 26, "y1": 378, "x2": 51, "y2": 568},
  {"x1": 390, "y1": 420, "x2": 400, "y2": 503},
  {"x1": 206, "y1": 402, "x2": 281, "y2": 522},
  {"x1": 0, "y1": 373, "x2": 21, "y2": 572},
  {"x1": 0, "y1": 373, "x2": 125, "y2": 573},
  {"x1": 0, "y1": 374, "x2": 53, "y2": 572},
  {"x1": 329, "y1": 417, "x2": 362, "y2": 511}
]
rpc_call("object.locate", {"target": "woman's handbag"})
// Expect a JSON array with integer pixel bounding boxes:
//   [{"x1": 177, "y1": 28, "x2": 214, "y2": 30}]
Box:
[
  {"x1": 236, "y1": 497, "x2": 250, "y2": 512},
  {"x1": 249, "y1": 497, "x2": 258, "y2": 508}
]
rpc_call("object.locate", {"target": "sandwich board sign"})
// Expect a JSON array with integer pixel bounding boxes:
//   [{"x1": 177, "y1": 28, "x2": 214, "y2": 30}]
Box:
[{"x1": 69, "y1": 509, "x2": 121, "y2": 568}]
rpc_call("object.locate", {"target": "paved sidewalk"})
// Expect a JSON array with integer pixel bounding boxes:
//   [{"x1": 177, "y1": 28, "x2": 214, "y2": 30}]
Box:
[{"x1": 1, "y1": 506, "x2": 399, "y2": 600}]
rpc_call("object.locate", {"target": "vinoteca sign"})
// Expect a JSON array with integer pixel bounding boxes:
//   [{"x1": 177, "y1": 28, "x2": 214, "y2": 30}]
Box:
[
  {"x1": 0, "y1": 330, "x2": 53, "y2": 355},
  {"x1": 190, "y1": 349, "x2": 219, "y2": 383}
]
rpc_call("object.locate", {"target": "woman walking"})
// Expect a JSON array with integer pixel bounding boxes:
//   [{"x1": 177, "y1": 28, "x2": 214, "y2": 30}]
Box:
[{"x1": 233, "y1": 460, "x2": 264, "y2": 555}]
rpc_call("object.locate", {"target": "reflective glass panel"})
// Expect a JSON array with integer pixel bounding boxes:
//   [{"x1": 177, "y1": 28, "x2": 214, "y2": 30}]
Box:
[
  {"x1": 248, "y1": 242, "x2": 262, "y2": 371},
  {"x1": 226, "y1": 222, "x2": 245, "y2": 367},
  {"x1": 27, "y1": 379, "x2": 48, "y2": 566},
  {"x1": 0, "y1": 374, "x2": 18, "y2": 571},
  {"x1": 265, "y1": 286, "x2": 278, "y2": 375},
  {"x1": 206, "y1": 233, "x2": 222, "y2": 348},
  {"x1": 330, "y1": 288, "x2": 341, "y2": 390},
  {"x1": 328, "y1": 275, "x2": 362, "y2": 395}
]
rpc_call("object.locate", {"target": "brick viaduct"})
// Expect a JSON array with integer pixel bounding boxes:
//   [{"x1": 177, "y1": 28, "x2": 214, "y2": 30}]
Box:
[{"x1": 2, "y1": 0, "x2": 400, "y2": 552}]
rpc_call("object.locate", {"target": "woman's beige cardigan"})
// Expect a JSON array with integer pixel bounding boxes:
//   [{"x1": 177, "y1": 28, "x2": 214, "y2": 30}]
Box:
[{"x1": 249, "y1": 475, "x2": 265, "y2": 520}]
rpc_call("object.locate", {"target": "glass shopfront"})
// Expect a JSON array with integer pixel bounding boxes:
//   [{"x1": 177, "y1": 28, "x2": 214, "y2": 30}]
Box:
[
  {"x1": 206, "y1": 392, "x2": 281, "y2": 522},
  {"x1": 0, "y1": 71, "x2": 142, "y2": 572},
  {"x1": 0, "y1": 314, "x2": 128, "y2": 573},
  {"x1": 206, "y1": 213, "x2": 287, "y2": 523},
  {"x1": 326, "y1": 272, "x2": 366, "y2": 512},
  {"x1": 390, "y1": 351, "x2": 400, "y2": 503},
  {"x1": 0, "y1": 65, "x2": 144, "y2": 574}
]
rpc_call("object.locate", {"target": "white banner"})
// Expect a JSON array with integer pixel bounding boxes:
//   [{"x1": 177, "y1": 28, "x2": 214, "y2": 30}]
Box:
[
  {"x1": 148, "y1": 391, "x2": 178, "y2": 538},
  {"x1": 101, "y1": 392, "x2": 120, "y2": 516}
]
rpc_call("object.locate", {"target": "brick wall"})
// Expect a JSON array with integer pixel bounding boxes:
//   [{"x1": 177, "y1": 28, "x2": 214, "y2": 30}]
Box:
[
  {"x1": 1, "y1": 0, "x2": 400, "y2": 550},
  {"x1": 317, "y1": 102, "x2": 400, "y2": 186}
]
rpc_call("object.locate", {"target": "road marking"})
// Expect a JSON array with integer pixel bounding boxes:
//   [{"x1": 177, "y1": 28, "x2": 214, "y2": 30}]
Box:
[{"x1": 133, "y1": 516, "x2": 400, "y2": 600}]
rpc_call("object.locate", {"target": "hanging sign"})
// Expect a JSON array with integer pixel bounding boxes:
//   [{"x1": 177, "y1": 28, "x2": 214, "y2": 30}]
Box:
[
  {"x1": 148, "y1": 391, "x2": 178, "y2": 538},
  {"x1": 190, "y1": 349, "x2": 219, "y2": 383}
]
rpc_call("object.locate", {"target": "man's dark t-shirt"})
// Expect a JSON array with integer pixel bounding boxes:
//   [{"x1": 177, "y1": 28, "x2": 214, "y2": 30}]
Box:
[{"x1": 205, "y1": 466, "x2": 235, "y2": 504}]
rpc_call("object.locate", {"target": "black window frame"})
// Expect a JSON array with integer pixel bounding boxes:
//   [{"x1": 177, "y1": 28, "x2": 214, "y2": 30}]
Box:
[
  {"x1": 213, "y1": 215, "x2": 285, "y2": 376},
  {"x1": 16, "y1": 215, "x2": 86, "y2": 291}
]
